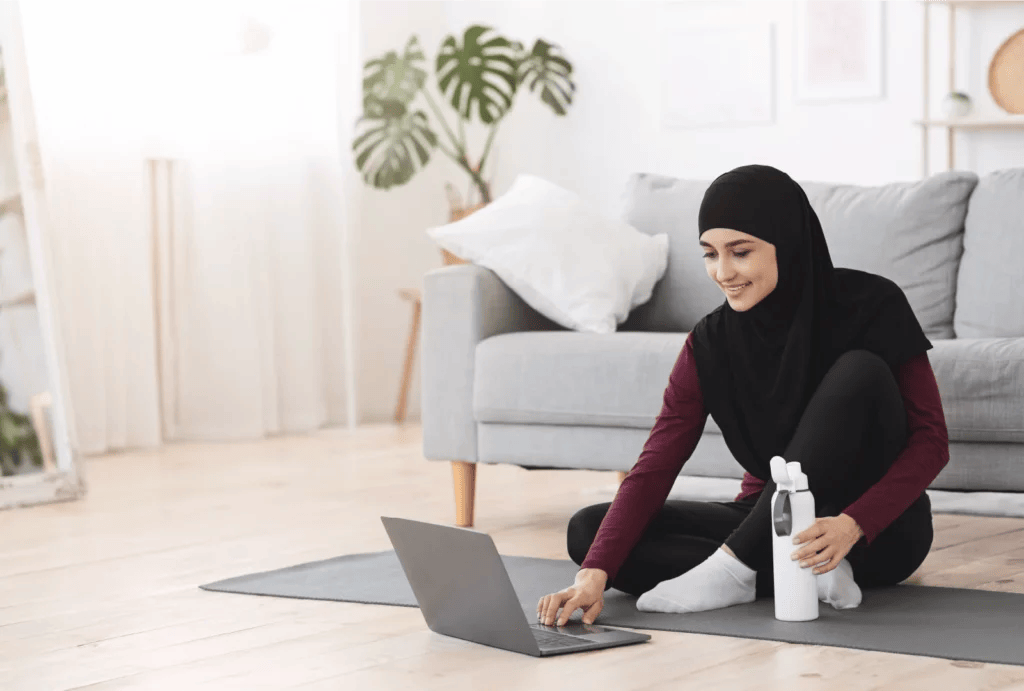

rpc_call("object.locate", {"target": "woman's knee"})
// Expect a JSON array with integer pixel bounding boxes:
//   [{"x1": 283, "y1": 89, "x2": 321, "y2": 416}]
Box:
[
  {"x1": 566, "y1": 503, "x2": 610, "y2": 565},
  {"x1": 830, "y1": 349, "x2": 890, "y2": 389},
  {"x1": 823, "y1": 349, "x2": 902, "y2": 414}
]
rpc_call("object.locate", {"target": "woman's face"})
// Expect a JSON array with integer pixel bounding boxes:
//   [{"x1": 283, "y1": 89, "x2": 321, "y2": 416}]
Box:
[{"x1": 699, "y1": 228, "x2": 778, "y2": 311}]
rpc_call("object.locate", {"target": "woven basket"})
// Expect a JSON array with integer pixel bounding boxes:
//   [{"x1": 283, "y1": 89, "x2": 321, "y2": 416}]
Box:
[{"x1": 442, "y1": 202, "x2": 487, "y2": 265}]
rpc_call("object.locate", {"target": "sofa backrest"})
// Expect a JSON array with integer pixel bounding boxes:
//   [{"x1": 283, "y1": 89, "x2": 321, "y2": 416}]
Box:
[
  {"x1": 618, "y1": 170, "x2": 979, "y2": 340},
  {"x1": 954, "y1": 167, "x2": 1024, "y2": 338}
]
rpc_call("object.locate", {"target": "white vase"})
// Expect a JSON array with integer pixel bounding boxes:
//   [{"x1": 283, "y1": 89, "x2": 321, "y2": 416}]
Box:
[{"x1": 941, "y1": 93, "x2": 972, "y2": 118}]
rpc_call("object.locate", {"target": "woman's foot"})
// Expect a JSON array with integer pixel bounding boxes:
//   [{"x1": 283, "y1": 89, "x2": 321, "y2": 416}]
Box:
[
  {"x1": 817, "y1": 558, "x2": 861, "y2": 609},
  {"x1": 636, "y1": 547, "x2": 757, "y2": 613}
]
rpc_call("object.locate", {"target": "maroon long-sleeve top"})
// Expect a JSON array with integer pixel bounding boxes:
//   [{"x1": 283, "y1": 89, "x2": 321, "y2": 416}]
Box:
[{"x1": 580, "y1": 331, "x2": 950, "y2": 584}]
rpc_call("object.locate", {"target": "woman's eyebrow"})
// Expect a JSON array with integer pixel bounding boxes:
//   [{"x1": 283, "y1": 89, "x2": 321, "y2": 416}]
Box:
[{"x1": 699, "y1": 239, "x2": 754, "y2": 248}]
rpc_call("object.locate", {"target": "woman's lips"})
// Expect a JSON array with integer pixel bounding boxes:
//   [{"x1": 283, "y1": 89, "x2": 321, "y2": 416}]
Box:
[{"x1": 726, "y1": 282, "x2": 751, "y2": 293}]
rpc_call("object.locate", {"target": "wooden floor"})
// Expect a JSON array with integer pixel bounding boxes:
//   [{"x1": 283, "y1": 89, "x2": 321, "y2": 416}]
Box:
[{"x1": 2, "y1": 424, "x2": 1024, "y2": 690}]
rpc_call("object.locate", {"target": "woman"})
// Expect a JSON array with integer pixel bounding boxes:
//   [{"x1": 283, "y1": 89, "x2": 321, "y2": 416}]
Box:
[{"x1": 537, "y1": 164, "x2": 947, "y2": 627}]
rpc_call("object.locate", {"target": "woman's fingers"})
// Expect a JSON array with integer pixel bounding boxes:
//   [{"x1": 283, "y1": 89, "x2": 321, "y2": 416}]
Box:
[
  {"x1": 582, "y1": 599, "x2": 603, "y2": 625},
  {"x1": 540, "y1": 590, "x2": 572, "y2": 626},
  {"x1": 812, "y1": 551, "x2": 835, "y2": 573},
  {"x1": 544, "y1": 594, "x2": 563, "y2": 626},
  {"x1": 538, "y1": 594, "x2": 555, "y2": 621}
]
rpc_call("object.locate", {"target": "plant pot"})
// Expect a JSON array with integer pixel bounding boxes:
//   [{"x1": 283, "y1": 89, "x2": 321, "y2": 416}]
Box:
[
  {"x1": 442, "y1": 202, "x2": 487, "y2": 265},
  {"x1": 941, "y1": 92, "x2": 972, "y2": 118}
]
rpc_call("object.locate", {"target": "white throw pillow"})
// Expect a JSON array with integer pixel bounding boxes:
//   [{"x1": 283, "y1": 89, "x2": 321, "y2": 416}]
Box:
[{"x1": 426, "y1": 174, "x2": 670, "y2": 334}]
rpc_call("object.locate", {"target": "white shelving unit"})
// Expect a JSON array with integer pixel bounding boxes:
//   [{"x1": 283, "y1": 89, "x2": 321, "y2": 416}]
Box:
[{"x1": 917, "y1": 0, "x2": 1024, "y2": 175}]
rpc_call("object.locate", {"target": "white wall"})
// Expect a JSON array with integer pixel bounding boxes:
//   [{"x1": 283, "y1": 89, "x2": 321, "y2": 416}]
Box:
[
  {"x1": 355, "y1": 0, "x2": 452, "y2": 426},
  {"x1": 354, "y1": 0, "x2": 1024, "y2": 425}
]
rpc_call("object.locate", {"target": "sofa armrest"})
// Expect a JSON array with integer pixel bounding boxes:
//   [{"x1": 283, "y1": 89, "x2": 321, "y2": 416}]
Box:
[{"x1": 422, "y1": 264, "x2": 561, "y2": 462}]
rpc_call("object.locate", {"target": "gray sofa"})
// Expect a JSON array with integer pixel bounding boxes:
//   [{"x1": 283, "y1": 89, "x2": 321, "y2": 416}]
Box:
[{"x1": 422, "y1": 168, "x2": 1024, "y2": 528}]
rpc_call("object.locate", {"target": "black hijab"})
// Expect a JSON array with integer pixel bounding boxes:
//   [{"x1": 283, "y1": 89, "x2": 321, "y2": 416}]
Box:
[{"x1": 690, "y1": 165, "x2": 932, "y2": 482}]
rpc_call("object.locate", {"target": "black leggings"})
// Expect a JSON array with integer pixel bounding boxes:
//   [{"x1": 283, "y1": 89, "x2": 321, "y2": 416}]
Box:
[{"x1": 567, "y1": 349, "x2": 935, "y2": 599}]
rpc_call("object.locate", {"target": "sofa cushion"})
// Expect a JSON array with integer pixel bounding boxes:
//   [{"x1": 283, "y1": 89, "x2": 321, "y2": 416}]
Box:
[
  {"x1": 475, "y1": 333, "x2": 1024, "y2": 444},
  {"x1": 474, "y1": 331, "x2": 694, "y2": 430},
  {"x1": 426, "y1": 174, "x2": 670, "y2": 334},
  {"x1": 929, "y1": 338, "x2": 1024, "y2": 444},
  {"x1": 618, "y1": 171, "x2": 978, "y2": 340},
  {"x1": 954, "y1": 167, "x2": 1024, "y2": 338},
  {"x1": 616, "y1": 177, "x2": 724, "y2": 334}
]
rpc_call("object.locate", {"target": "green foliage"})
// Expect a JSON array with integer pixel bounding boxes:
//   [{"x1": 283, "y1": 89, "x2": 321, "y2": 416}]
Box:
[
  {"x1": 354, "y1": 37, "x2": 437, "y2": 191},
  {"x1": 353, "y1": 25, "x2": 575, "y2": 204},
  {"x1": 364, "y1": 35, "x2": 429, "y2": 110},
  {"x1": 516, "y1": 38, "x2": 574, "y2": 116},
  {"x1": 436, "y1": 26, "x2": 518, "y2": 125},
  {"x1": 0, "y1": 381, "x2": 43, "y2": 476}
]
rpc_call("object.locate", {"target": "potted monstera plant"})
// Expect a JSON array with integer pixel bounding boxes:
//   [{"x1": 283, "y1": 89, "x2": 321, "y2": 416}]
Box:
[{"x1": 352, "y1": 24, "x2": 576, "y2": 250}]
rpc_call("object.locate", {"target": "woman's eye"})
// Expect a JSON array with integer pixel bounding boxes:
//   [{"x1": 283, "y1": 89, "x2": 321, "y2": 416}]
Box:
[{"x1": 703, "y1": 251, "x2": 751, "y2": 259}]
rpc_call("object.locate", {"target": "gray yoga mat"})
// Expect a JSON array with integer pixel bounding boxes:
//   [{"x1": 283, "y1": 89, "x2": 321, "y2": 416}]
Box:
[{"x1": 201, "y1": 550, "x2": 1024, "y2": 667}]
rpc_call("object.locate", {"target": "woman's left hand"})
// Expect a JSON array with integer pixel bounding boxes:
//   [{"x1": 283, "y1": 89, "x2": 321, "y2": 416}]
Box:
[{"x1": 791, "y1": 514, "x2": 863, "y2": 575}]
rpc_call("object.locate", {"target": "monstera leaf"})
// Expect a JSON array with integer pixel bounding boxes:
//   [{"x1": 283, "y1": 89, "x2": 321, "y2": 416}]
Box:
[
  {"x1": 516, "y1": 38, "x2": 575, "y2": 116},
  {"x1": 352, "y1": 26, "x2": 576, "y2": 196},
  {"x1": 436, "y1": 25, "x2": 518, "y2": 125},
  {"x1": 362, "y1": 35, "x2": 428, "y2": 113},
  {"x1": 352, "y1": 94, "x2": 439, "y2": 190}
]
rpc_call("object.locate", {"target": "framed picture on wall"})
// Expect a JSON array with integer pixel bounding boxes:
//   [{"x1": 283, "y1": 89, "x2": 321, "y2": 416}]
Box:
[{"x1": 794, "y1": 0, "x2": 885, "y2": 102}]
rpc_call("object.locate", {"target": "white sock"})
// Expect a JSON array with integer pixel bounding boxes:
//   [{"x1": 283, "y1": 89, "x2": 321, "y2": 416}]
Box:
[
  {"x1": 817, "y1": 558, "x2": 862, "y2": 610},
  {"x1": 636, "y1": 547, "x2": 757, "y2": 614}
]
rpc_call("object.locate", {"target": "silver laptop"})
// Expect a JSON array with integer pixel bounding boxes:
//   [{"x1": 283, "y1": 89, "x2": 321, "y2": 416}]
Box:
[{"x1": 380, "y1": 516, "x2": 651, "y2": 657}]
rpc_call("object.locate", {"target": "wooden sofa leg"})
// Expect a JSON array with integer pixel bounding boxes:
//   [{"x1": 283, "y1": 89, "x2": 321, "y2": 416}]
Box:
[
  {"x1": 616, "y1": 471, "x2": 628, "y2": 485},
  {"x1": 452, "y1": 461, "x2": 477, "y2": 527}
]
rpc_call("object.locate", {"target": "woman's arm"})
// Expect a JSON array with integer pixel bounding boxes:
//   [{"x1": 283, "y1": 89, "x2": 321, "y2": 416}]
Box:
[
  {"x1": 840, "y1": 351, "x2": 950, "y2": 546},
  {"x1": 580, "y1": 332, "x2": 710, "y2": 583}
]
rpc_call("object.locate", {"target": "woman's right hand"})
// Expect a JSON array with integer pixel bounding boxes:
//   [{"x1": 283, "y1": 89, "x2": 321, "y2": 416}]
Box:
[{"x1": 537, "y1": 568, "x2": 608, "y2": 626}]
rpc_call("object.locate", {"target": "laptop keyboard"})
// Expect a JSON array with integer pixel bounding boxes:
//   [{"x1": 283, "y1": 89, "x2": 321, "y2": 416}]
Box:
[{"x1": 531, "y1": 627, "x2": 589, "y2": 649}]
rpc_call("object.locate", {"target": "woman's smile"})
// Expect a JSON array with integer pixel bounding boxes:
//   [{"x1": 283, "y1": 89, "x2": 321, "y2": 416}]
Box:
[{"x1": 726, "y1": 282, "x2": 751, "y2": 294}]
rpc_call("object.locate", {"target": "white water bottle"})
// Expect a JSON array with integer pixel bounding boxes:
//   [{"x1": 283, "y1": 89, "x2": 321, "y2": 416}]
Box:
[{"x1": 769, "y1": 455, "x2": 818, "y2": 622}]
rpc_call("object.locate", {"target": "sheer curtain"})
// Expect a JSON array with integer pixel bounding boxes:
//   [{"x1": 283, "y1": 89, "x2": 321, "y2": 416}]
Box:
[{"x1": 19, "y1": 1, "x2": 359, "y2": 454}]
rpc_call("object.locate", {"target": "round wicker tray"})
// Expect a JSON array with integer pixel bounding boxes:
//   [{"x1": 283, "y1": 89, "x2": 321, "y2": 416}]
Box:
[{"x1": 989, "y1": 28, "x2": 1024, "y2": 114}]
